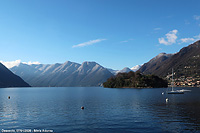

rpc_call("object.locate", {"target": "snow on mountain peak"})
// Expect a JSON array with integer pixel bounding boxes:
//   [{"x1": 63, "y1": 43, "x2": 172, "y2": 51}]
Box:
[
  {"x1": 153, "y1": 53, "x2": 167, "y2": 59},
  {"x1": 131, "y1": 65, "x2": 142, "y2": 72},
  {"x1": 117, "y1": 67, "x2": 132, "y2": 73},
  {"x1": 10, "y1": 60, "x2": 114, "y2": 87},
  {"x1": 108, "y1": 64, "x2": 142, "y2": 75},
  {"x1": 0, "y1": 60, "x2": 41, "y2": 69},
  {"x1": 153, "y1": 53, "x2": 174, "y2": 60},
  {"x1": 78, "y1": 61, "x2": 102, "y2": 74},
  {"x1": 0, "y1": 60, "x2": 21, "y2": 68},
  {"x1": 24, "y1": 61, "x2": 40, "y2": 65},
  {"x1": 63, "y1": 61, "x2": 73, "y2": 65},
  {"x1": 122, "y1": 67, "x2": 131, "y2": 71}
]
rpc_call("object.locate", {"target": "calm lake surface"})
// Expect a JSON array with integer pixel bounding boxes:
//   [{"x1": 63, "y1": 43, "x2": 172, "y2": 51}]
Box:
[{"x1": 0, "y1": 87, "x2": 200, "y2": 133}]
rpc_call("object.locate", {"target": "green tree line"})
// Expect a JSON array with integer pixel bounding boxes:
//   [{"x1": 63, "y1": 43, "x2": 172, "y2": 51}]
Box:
[{"x1": 103, "y1": 71, "x2": 168, "y2": 88}]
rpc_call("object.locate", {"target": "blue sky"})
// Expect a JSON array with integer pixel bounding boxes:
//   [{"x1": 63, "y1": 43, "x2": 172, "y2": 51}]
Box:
[{"x1": 0, "y1": 0, "x2": 200, "y2": 70}]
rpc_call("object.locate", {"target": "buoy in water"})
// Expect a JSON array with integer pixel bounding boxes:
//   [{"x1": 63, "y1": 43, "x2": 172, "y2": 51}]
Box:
[
  {"x1": 166, "y1": 98, "x2": 169, "y2": 102},
  {"x1": 162, "y1": 92, "x2": 164, "y2": 95},
  {"x1": 8, "y1": 96, "x2": 10, "y2": 99},
  {"x1": 81, "y1": 106, "x2": 84, "y2": 110}
]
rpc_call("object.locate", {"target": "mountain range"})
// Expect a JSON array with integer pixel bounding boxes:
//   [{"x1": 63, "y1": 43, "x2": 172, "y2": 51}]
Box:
[
  {"x1": 0, "y1": 63, "x2": 30, "y2": 88},
  {"x1": 10, "y1": 61, "x2": 114, "y2": 87},
  {"x1": 2, "y1": 40, "x2": 200, "y2": 87},
  {"x1": 108, "y1": 65, "x2": 142, "y2": 75},
  {"x1": 139, "y1": 40, "x2": 200, "y2": 78}
]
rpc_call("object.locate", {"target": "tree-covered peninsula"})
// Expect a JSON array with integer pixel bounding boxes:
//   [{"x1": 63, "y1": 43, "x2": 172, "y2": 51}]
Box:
[{"x1": 103, "y1": 71, "x2": 168, "y2": 88}]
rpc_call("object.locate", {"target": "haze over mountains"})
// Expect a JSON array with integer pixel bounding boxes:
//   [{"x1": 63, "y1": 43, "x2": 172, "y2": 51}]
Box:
[
  {"x1": 10, "y1": 61, "x2": 114, "y2": 87},
  {"x1": 0, "y1": 63, "x2": 30, "y2": 87}
]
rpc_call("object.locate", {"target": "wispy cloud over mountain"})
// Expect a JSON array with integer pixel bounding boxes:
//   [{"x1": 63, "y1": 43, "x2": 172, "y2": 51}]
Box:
[
  {"x1": 180, "y1": 34, "x2": 200, "y2": 44},
  {"x1": 180, "y1": 38, "x2": 195, "y2": 43},
  {"x1": 72, "y1": 39, "x2": 106, "y2": 48},
  {"x1": 158, "y1": 29, "x2": 178, "y2": 45},
  {"x1": 24, "y1": 61, "x2": 40, "y2": 65},
  {"x1": 0, "y1": 60, "x2": 40, "y2": 68}
]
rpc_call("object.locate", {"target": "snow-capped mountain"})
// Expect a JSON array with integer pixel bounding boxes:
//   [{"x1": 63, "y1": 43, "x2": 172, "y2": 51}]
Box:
[
  {"x1": 117, "y1": 67, "x2": 132, "y2": 73},
  {"x1": 0, "y1": 60, "x2": 40, "y2": 69},
  {"x1": 149, "y1": 52, "x2": 174, "y2": 63},
  {"x1": 131, "y1": 65, "x2": 142, "y2": 72},
  {"x1": 108, "y1": 65, "x2": 141, "y2": 75},
  {"x1": 10, "y1": 61, "x2": 114, "y2": 87}
]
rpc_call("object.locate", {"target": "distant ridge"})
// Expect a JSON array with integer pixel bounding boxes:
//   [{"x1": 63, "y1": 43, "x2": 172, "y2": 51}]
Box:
[
  {"x1": 11, "y1": 61, "x2": 114, "y2": 87},
  {"x1": 0, "y1": 63, "x2": 30, "y2": 87},
  {"x1": 108, "y1": 65, "x2": 141, "y2": 75},
  {"x1": 139, "y1": 53, "x2": 174, "y2": 75},
  {"x1": 139, "y1": 40, "x2": 200, "y2": 78},
  {"x1": 118, "y1": 67, "x2": 132, "y2": 73}
]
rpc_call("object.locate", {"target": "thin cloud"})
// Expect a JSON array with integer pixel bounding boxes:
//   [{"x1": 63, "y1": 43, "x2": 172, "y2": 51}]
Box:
[
  {"x1": 184, "y1": 20, "x2": 190, "y2": 25},
  {"x1": 23, "y1": 61, "x2": 40, "y2": 65},
  {"x1": 180, "y1": 38, "x2": 195, "y2": 43},
  {"x1": 179, "y1": 34, "x2": 200, "y2": 44},
  {"x1": 194, "y1": 15, "x2": 200, "y2": 20},
  {"x1": 72, "y1": 39, "x2": 106, "y2": 48},
  {"x1": 120, "y1": 40, "x2": 128, "y2": 43},
  {"x1": 0, "y1": 60, "x2": 21, "y2": 68},
  {"x1": 154, "y1": 28, "x2": 162, "y2": 31},
  {"x1": 158, "y1": 29, "x2": 178, "y2": 45},
  {"x1": 195, "y1": 34, "x2": 200, "y2": 39},
  {"x1": 0, "y1": 60, "x2": 40, "y2": 68},
  {"x1": 120, "y1": 38, "x2": 134, "y2": 43}
]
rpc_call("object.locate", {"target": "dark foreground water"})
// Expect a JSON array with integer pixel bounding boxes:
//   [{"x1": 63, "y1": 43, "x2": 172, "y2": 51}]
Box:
[{"x1": 0, "y1": 87, "x2": 200, "y2": 133}]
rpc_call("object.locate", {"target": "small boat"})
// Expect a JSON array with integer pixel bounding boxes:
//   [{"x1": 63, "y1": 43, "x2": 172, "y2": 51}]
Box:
[
  {"x1": 177, "y1": 89, "x2": 191, "y2": 92},
  {"x1": 167, "y1": 69, "x2": 184, "y2": 94},
  {"x1": 167, "y1": 90, "x2": 184, "y2": 94}
]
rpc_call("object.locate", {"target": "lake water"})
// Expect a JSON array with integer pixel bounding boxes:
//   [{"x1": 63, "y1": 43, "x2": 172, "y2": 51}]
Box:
[{"x1": 0, "y1": 87, "x2": 200, "y2": 133}]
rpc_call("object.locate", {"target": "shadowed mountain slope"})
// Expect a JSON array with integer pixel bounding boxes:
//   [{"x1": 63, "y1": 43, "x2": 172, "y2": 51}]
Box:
[
  {"x1": 139, "y1": 40, "x2": 200, "y2": 78},
  {"x1": 0, "y1": 63, "x2": 30, "y2": 87}
]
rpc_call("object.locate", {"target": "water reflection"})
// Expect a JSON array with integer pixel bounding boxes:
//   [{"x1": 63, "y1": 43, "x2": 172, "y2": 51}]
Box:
[
  {"x1": 147, "y1": 87, "x2": 200, "y2": 132},
  {"x1": 0, "y1": 89, "x2": 19, "y2": 128},
  {"x1": 0, "y1": 87, "x2": 200, "y2": 132}
]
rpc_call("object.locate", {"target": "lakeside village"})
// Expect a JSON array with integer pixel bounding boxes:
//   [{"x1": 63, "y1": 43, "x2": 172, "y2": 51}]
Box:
[{"x1": 166, "y1": 74, "x2": 200, "y2": 88}]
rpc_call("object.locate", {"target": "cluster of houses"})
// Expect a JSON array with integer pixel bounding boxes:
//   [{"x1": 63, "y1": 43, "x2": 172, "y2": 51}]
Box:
[{"x1": 168, "y1": 76, "x2": 200, "y2": 87}]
